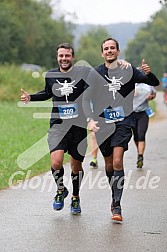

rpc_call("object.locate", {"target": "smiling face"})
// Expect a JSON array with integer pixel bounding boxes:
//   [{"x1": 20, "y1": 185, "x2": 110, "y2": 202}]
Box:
[
  {"x1": 101, "y1": 39, "x2": 120, "y2": 66},
  {"x1": 57, "y1": 48, "x2": 74, "y2": 72}
]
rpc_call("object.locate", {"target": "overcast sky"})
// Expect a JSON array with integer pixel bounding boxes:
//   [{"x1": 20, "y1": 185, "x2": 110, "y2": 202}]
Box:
[{"x1": 58, "y1": 0, "x2": 161, "y2": 25}]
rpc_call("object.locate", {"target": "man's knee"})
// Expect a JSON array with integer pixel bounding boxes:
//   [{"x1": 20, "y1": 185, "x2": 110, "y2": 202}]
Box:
[
  {"x1": 51, "y1": 154, "x2": 63, "y2": 169},
  {"x1": 113, "y1": 157, "x2": 123, "y2": 169}
]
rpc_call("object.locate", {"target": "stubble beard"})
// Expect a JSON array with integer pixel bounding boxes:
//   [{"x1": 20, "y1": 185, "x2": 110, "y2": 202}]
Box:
[{"x1": 60, "y1": 62, "x2": 73, "y2": 72}]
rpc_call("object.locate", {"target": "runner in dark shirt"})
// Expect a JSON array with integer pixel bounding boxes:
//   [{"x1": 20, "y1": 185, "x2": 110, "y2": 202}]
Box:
[
  {"x1": 21, "y1": 43, "x2": 89, "y2": 215},
  {"x1": 83, "y1": 37, "x2": 160, "y2": 221}
]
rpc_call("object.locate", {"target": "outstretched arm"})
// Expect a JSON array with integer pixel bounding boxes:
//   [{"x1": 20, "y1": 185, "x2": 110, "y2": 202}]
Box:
[
  {"x1": 20, "y1": 88, "x2": 52, "y2": 102},
  {"x1": 20, "y1": 73, "x2": 53, "y2": 102}
]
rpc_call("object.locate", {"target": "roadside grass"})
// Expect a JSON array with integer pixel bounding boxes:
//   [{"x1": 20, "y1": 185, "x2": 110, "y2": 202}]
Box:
[{"x1": 0, "y1": 101, "x2": 70, "y2": 190}]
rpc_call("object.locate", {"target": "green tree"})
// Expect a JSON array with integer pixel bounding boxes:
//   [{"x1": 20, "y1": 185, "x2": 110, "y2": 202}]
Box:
[
  {"x1": 76, "y1": 26, "x2": 110, "y2": 67},
  {"x1": 125, "y1": 6, "x2": 167, "y2": 78},
  {"x1": 125, "y1": 29, "x2": 151, "y2": 67},
  {"x1": 0, "y1": 0, "x2": 74, "y2": 68}
]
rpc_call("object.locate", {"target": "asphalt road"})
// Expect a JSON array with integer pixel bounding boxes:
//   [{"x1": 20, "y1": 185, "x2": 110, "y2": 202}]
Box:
[{"x1": 0, "y1": 92, "x2": 167, "y2": 252}]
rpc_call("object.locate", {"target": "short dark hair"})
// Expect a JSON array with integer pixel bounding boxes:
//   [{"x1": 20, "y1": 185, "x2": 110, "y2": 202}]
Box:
[
  {"x1": 56, "y1": 43, "x2": 75, "y2": 56},
  {"x1": 101, "y1": 38, "x2": 120, "y2": 52}
]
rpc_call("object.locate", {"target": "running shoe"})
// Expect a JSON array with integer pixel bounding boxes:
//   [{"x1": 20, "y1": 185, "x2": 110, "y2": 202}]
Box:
[
  {"x1": 70, "y1": 197, "x2": 81, "y2": 215},
  {"x1": 137, "y1": 156, "x2": 143, "y2": 168},
  {"x1": 53, "y1": 188, "x2": 69, "y2": 211},
  {"x1": 112, "y1": 206, "x2": 123, "y2": 221},
  {"x1": 90, "y1": 159, "x2": 98, "y2": 168}
]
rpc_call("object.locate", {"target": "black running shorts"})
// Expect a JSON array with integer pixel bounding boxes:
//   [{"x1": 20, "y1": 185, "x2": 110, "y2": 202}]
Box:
[
  {"x1": 98, "y1": 124, "x2": 132, "y2": 157},
  {"x1": 47, "y1": 125, "x2": 87, "y2": 161}
]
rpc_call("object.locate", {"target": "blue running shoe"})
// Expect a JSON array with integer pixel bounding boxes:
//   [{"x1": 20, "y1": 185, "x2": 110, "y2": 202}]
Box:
[
  {"x1": 53, "y1": 188, "x2": 68, "y2": 211},
  {"x1": 70, "y1": 197, "x2": 81, "y2": 215}
]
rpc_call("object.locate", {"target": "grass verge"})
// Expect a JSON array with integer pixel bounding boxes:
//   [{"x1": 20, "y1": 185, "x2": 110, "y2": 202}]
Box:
[{"x1": 0, "y1": 101, "x2": 70, "y2": 190}]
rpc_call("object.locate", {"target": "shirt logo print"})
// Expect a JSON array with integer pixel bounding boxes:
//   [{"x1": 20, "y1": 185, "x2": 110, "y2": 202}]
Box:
[
  {"x1": 104, "y1": 75, "x2": 124, "y2": 99},
  {"x1": 56, "y1": 80, "x2": 76, "y2": 103}
]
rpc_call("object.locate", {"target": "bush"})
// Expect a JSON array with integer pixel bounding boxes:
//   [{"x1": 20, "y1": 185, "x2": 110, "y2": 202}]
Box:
[{"x1": 0, "y1": 64, "x2": 46, "y2": 101}]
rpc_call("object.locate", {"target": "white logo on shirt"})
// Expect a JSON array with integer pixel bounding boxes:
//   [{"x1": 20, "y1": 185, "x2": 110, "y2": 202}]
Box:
[
  {"x1": 104, "y1": 75, "x2": 123, "y2": 99},
  {"x1": 56, "y1": 80, "x2": 76, "y2": 103}
]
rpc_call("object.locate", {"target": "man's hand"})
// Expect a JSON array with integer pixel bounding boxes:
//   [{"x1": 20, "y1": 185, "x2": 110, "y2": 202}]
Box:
[
  {"x1": 146, "y1": 93, "x2": 156, "y2": 101},
  {"x1": 21, "y1": 88, "x2": 31, "y2": 104},
  {"x1": 118, "y1": 60, "x2": 131, "y2": 70},
  {"x1": 88, "y1": 119, "x2": 100, "y2": 133},
  {"x1": 141, "y1": 59, "x2": 150, "y2": 75}
]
